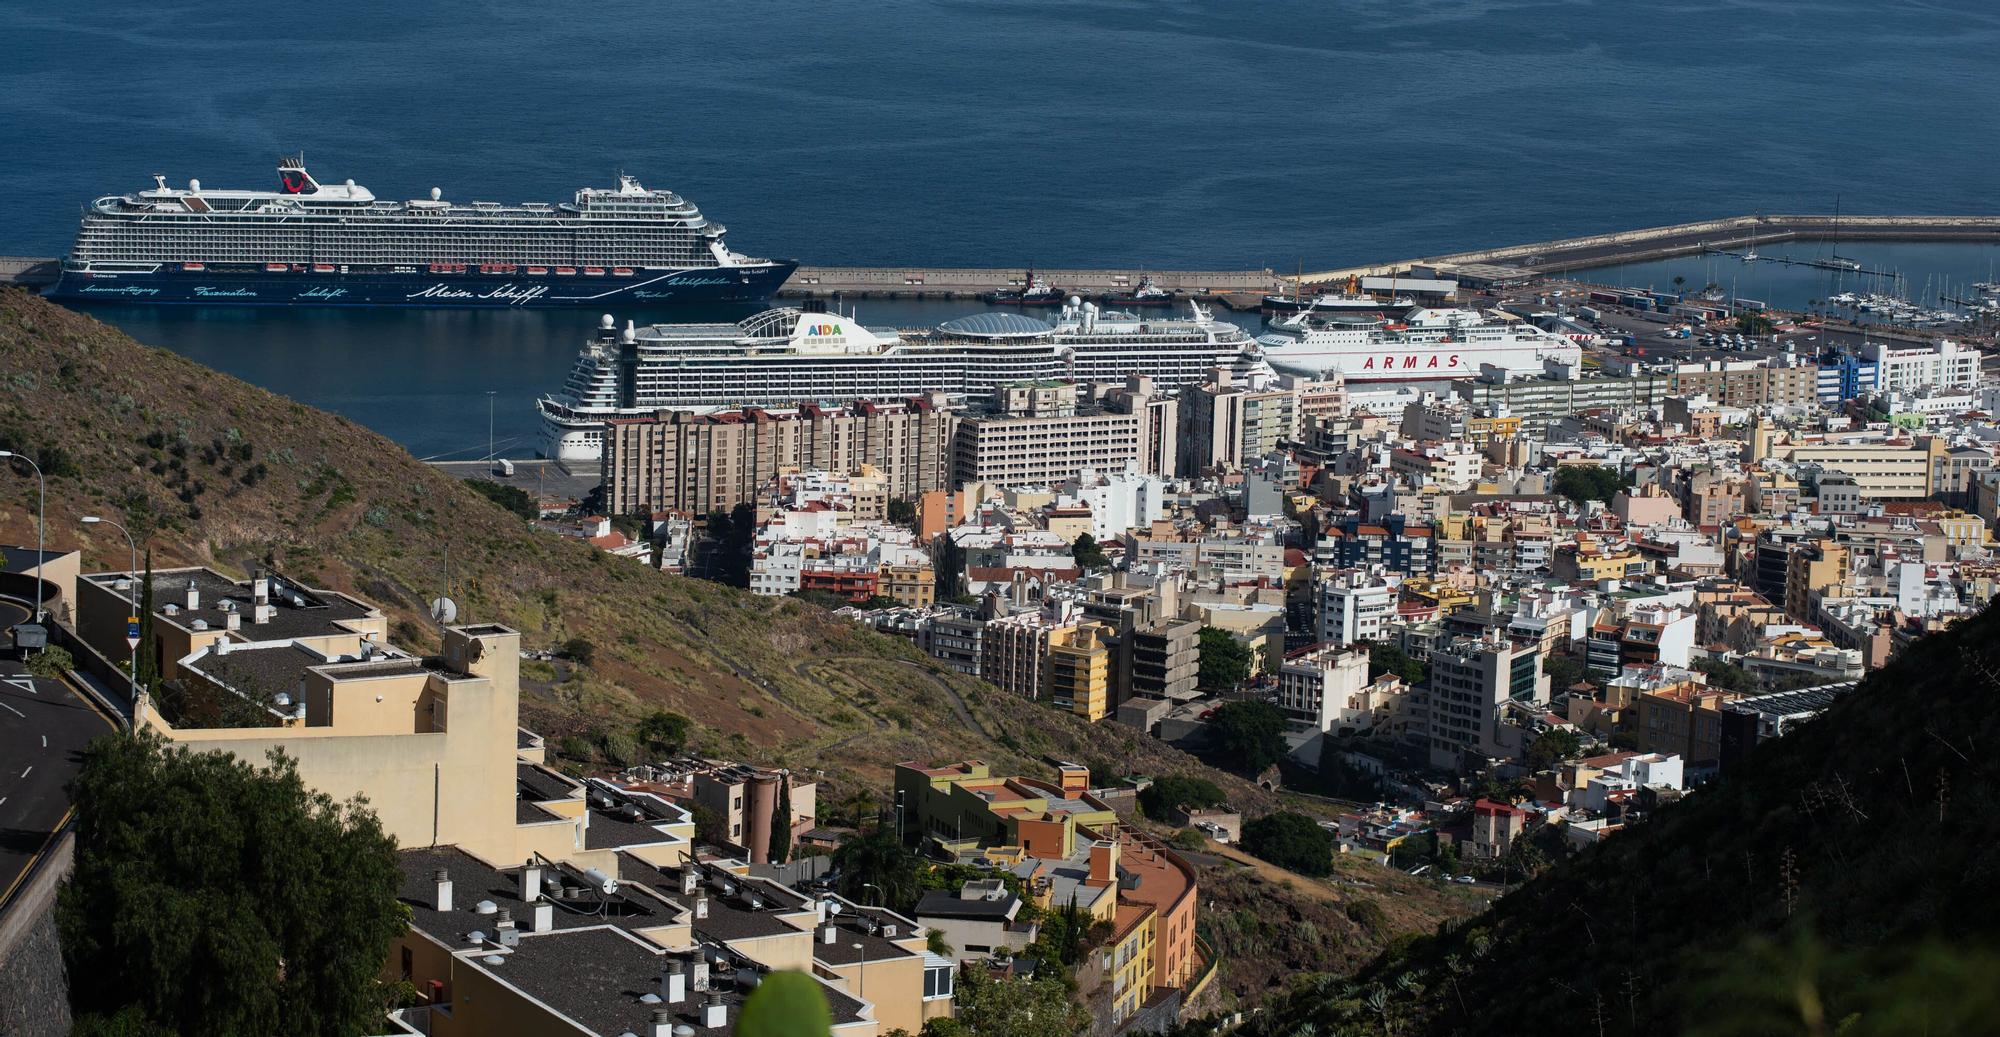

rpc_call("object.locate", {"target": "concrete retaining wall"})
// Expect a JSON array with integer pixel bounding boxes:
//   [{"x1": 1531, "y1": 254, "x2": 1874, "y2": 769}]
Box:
[{"x1": 0, "y1": 832, "x2": 74, "y2": 1037}]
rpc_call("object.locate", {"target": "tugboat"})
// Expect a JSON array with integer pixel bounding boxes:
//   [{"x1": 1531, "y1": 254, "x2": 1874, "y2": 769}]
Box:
[
  {"x1": 985, "y1": 269, "x2": 1066, "y2": 306},
  {"x1": 1102, "y1": 274, "x2": 1173, "y2": 308}
]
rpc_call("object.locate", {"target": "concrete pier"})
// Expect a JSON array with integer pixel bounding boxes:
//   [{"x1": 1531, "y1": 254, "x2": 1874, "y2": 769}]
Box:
[
  {"x1": 0, "y1": 258, "x2": 57, "y2": 287},
  {"x1": 1296, "y1": 214, "x2": 2000, "y2": 285},
  {"x1": 778, "y1": 266, "x2": 1281, "y2": 299}
]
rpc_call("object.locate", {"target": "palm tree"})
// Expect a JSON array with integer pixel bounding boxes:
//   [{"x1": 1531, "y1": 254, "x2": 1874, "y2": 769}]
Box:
[{"x1": 1672, "y1": 275, "x2": 1687, "y2": 293}]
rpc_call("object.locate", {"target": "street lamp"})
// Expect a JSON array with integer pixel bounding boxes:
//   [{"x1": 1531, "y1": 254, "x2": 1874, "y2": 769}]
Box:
[
  {"x1": 860, "y1": 882, "x2": 883, "y2": 909},
  {"x1": 0, "y1": 451, "x2": 45, "y2": 623},
  {"x1": 81, "y1": 515, "x2": 139, "y2": 701}
]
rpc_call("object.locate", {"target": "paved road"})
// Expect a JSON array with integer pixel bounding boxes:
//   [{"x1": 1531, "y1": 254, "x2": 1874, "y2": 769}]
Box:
[{"x1": 0, "y1": 609, "x2": 118, "y2": 907}]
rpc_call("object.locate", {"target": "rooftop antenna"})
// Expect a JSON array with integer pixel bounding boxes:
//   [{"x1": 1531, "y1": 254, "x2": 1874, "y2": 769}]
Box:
[{"x1": 429, "y1": 542, "x2": 458, "y2": 627}]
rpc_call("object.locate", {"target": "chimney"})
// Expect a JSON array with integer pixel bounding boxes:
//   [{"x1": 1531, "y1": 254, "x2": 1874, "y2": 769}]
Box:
[
  {"x1": 701, "y1": 991, "x2": 727, "y2": 1029},
  {"x1": 495, "y1": 909, "x2": 518, "y2": 947},
  {"x1": 433, "y1": 869, "x2": 454, "y2": 911},
  {"x1": 694, "y1": 896, "x2": 709, "y2": 920},
  {"x1": 649, "y1": 1007, "x2": 673, "y2": 1037},
  {"x1": 681, "y1": 868, "x2": 699, "y2": 895},
  {"x1": 185, "y1": 579, "x2": 199, "y2": 611},
  {"x1": 661, "y1": 958, "x2": 687, "y2": 1004},
  {"x1": 1086, "y1": 840, "x2": 1119, "y2": 888},
  {"x1": 252, "y1": 566, "x2": 269, "y2": 604},
  {"x1": 530, "y1": 900, "x2": 553, "y2": 932},
  {"x1": 521, "y1": 860, "x2": 542, "y2": 902},
  {"x1": 821, "y1": 925, "x2": 837, "y2": 945},
  {"x1": 224, "y1": 610, "x2": 240, "y2": 631}
]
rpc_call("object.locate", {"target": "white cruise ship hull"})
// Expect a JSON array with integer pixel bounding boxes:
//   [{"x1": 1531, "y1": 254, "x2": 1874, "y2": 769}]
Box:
[{"x1": 1259, "y1": 340, "x2": 1570, "y2": 381}]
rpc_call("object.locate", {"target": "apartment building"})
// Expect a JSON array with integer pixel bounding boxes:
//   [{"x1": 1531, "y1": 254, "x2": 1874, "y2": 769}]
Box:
[
  {"x1": 1317, "y1": 514, "x2": 1435, "y2": 574},
  {"x1": 981, "y1": 608, "x2": 1077, "y2": 699},
  {"x1": 1099, "y1": 375, "x2": 1182, "y2": 476},
  {"x1": 1584, "y1": 605, "x2": 1697, "y2": 678},
  {"x1": 954, "y1": 384, "x2": 1144, "y2": 486},
  {"x1": 1425, "y1": 631, "x2": 1548, "y2": 770},
  {"x1": 1773, "y1": 435, "x2": 1945, "y2": 499},
  {"x1": 602, "y1": 397, "x2": 958, "y2": 516},
  {"x1": 1316, "y1": 570, "x2": 1395, "y2": 646},
  {"x1": 1275, "y1": 642, "x2": 1401, "y2": 734},
  {"x1": 1048, "y1": 622, "x2": 1115, "y2": 721},
  {"x1": 1178, "y1": 368, "x2": 1298, "y2": 476}
]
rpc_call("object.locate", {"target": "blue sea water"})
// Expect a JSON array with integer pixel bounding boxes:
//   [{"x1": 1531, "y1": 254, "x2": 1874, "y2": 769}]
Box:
[{"x1": 4, "y1": 0, "x2": 1998, "y2": 454}]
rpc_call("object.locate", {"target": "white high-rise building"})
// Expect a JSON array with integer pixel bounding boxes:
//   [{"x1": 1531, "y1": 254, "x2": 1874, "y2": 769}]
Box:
[
  {"x1": 1277, "y1": 643, "x2": 1372, "y2": 731},
  {"x1": 1425, "y1": 630, "x2": 1549, "y2": 770},
  {"x1": 1317, "y1": 571, "x2": 1396, "y2": 646},
  {"x1": 1060, "y1": 463, "x2": 1168, "y2": 542},
  {"x1": 1864, "y1": 339, "x2": 1980, "y2": 392}
]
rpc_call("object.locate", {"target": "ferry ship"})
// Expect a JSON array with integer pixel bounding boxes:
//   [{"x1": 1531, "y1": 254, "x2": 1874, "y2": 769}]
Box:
[
  {"x1": 1262, "y1": 275, "x2": 1416, "y2": 317},
  {"x1": 1256, "y1": 308, "x2": 1581, "y2": 381},
  {"x1": 538, "y1": 299, "x2": 1265, "y2": 463},
  {"x1": 46, "y1": 156, "x2": 795, "y2": 308}
]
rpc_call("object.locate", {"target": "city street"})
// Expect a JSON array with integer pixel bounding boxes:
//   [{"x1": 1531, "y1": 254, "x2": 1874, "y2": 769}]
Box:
[{"x1": 0, "y1": 608, "x2": 117, "y2": 907}]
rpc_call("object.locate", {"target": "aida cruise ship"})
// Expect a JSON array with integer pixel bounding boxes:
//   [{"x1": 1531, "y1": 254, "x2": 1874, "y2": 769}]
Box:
[{"x1": 538, "y1": 299, "x2": 1266, "y2": 463}]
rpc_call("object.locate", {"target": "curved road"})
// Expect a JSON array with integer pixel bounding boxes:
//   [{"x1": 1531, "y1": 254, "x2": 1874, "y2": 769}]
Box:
[{"x1": 0, "y1": 601, "x2": 118, "y2": 908}]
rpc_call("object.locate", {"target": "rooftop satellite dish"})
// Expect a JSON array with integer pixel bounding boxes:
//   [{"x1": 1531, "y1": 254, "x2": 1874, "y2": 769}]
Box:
[{"x1": 430, "y1": 596, "x2": 458, "y2": 625}]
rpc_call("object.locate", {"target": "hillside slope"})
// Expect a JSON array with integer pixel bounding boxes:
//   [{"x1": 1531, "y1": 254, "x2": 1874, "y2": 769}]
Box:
[
  {"x1": 0, "y1": 290, "x2": 1222, "y2": 789},
  {"x1": 1238, "y1": 601, "x2": 2000, "y2": 1036},
  {"x1": 0, "y1": 290, "x2": 1480, "y2": 1002}
]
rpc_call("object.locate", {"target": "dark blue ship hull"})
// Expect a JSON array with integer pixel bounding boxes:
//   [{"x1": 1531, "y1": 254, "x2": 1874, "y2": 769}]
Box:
[{"x1": 44, "y1": 261, "x2": 798, "y2": 308}]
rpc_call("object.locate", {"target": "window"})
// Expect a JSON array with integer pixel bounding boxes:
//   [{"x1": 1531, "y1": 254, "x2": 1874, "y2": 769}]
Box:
[{"x1": 924, "y1": 965, "x2": 955, "y2": 999}]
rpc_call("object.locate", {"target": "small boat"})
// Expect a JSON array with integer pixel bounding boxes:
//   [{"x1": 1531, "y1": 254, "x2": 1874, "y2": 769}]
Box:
[
  {"x1": 312, "y1": 263, "x2": 335, "y2": 273},
  {"x1": 583, "y1": 267, "x2": 607, "y2": 276},
  {"x1": 182, "y1": 262, "x2": 204, "y2": 272},
  {"x1": 555, "y1": 266, "x2": 577, "y2": 276},
  {"x1": 1103, "y1": 275, "x2": 1173, "y2": 308},
  {"x1": 984, "y1": 268, "x2": 1066, "y2": 306},
  {"x1": 265, "y1": 262, "x2": 289, "y2": 272},
  {"x1": 612, "y1": 267, "x2": 634, "y2": 276},
  {"x1": 526, "y1": 266, "x2": 549, "y2": 275}
]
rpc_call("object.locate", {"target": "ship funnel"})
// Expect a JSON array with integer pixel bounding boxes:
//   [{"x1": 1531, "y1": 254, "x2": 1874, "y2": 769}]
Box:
[{"x1": 623, "y1": 320, "x2": 637, "y2": 344}]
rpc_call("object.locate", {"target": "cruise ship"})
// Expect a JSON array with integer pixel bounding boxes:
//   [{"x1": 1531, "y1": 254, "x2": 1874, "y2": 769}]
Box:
[
  {"x1": 46, "y1": 156, "x2": 795, "y2": 307},
  {"x1": 538, "y1": 299, "x2": 1265, "y2": 463},
  {"x1": 1256, "y1": 308, "x2": 1582, "y2": 381}
]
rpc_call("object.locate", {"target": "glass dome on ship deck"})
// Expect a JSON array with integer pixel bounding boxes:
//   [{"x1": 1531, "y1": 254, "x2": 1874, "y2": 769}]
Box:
[{"x1": 937, "y1": 312, "x2": 1054, "y2": 338}]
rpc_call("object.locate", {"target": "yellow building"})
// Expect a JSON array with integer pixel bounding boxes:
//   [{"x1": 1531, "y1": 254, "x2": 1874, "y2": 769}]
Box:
[
  {"x1": 1401, "y1": 576, "x2": 1474, "y2": 613},
  {"x1": 1464, "y1": 413, "x2": 1522, "y2": 448},
  {"x1": 879, "y1": 563, "x2": 937, "y2": 607},
  {"x1": 894, "y1": 760, "x2": 1118, "y2": 859},
  {"x1": 1784, "y1": 540, "x2": 1852, "y2": 624},
  {"x1": 1551, "y1": 534, "x2": 1647, "y2": 583},
  {"x1": 1108, "y1": 903, "x2": 1158, "y2": 1027},
  {"x1": 1047, "y1": 622, "x2": 1113, "y2": 721}
]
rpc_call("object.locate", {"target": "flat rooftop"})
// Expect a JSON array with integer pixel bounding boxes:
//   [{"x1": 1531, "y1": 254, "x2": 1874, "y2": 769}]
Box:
[
  {"x1": 86, "y1": 566, "x2": 378, "y2": 642},
  {"x1": 495, "y1": 925, "x2": 868, "y2": 1036}
]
